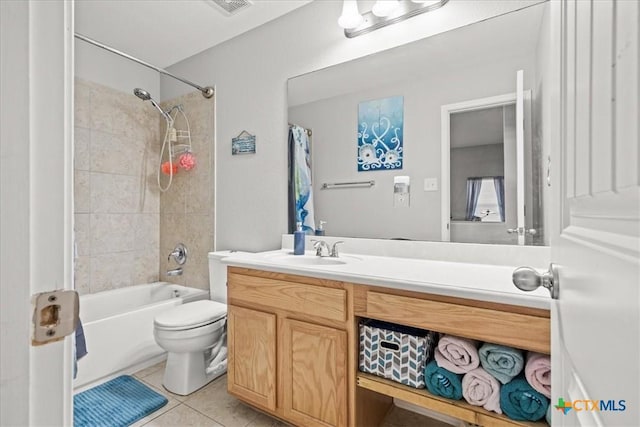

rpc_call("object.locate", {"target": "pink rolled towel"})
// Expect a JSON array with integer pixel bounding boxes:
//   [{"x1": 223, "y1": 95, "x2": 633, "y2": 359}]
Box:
[
  {"x1": 524, "y1": 352, "x2": 551, "y2": 398},
  {"x1": 462, "y1": 367, "x2": 502, "y2": 414},
  {"x1": 434, "y1": 335, "x2": 480, "y2": 374}
]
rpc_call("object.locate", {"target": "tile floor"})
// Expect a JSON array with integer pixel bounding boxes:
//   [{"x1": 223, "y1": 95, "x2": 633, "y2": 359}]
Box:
[{"x1": 130, "y1": 361, "x2": 453, "y2": 427}]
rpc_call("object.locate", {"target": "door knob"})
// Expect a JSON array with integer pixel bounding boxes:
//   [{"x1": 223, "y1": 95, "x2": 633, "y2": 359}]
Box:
[{"x1": 512, "y1": 263, "x2": 559, "y2": 299}]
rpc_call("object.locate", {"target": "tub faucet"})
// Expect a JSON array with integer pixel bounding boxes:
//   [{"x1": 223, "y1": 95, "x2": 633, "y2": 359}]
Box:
[
  {"x1": 168, "y1": 243, "x2": 188, "y2": 265},
  {"x1": 166, "y1": 267, "x2": 183, "y2": 276}
]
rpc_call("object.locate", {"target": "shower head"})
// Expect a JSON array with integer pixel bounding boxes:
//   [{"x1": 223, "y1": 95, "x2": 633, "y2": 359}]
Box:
[
  {"x1": 133, "y1": 88, "x2": 151, "y2": 101},
  {"x1": 133, "y1": 88, "x2": 171, "y2": 121}
]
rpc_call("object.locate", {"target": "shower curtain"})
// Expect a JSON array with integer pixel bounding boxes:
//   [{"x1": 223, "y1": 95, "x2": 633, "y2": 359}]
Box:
[
  {"x1": 493, "y1": 176, "x2": 505, "y2": 222},
  {"x1": 288, "y1": 124, "x2": 315, "y2": 234},
  {"x1": 465, "y1": 178, "x2": 483, "y2": 221}
]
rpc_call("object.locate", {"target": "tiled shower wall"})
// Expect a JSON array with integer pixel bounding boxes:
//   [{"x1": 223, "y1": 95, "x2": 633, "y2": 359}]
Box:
[
  {"x1": 159, "y1": 91, "x2": 215, "y2": 290},
  {"x1": 74, "y1": 79, "x2": 161, "y2": 295}
]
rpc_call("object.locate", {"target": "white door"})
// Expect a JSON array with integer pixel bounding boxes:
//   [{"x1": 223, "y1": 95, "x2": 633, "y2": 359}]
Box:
[
  {"x1": 549, "y1": 1, "x2": 639, "y2": 426},
  {"x1": 0, "y1": 1, "x2": 74, "y2": 425}
]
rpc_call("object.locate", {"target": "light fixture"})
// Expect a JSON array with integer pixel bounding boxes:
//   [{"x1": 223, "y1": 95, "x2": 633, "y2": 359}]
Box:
[
  {"x1": 338, "y1": 0, "x2": 364, "y2": 29},
  {"x1": 372, "y1": 0, "x2": 400, "y2": 17},
  {"x1": 340, "y1": 0, "x2": 448, "y2": 38}
]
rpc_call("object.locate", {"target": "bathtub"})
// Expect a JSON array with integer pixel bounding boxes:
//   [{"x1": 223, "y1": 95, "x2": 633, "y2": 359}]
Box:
[{"x1": 74, "y1": 282, "x2": 209, "y2": 389}]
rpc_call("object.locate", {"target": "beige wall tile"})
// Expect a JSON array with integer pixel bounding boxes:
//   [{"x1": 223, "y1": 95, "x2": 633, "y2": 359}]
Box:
[
  {"x1": 75, "y1": 80, "x2": 91, "y2": 129},
  {"x1": 90, "y1": 252, "x2": 133, "y2": 292},
  {"x1": 90, "y1": 130, "x2": 144, "y2": 176},
  {"x1": 131, "y1": 250, "x2": 160, "y2": 285},
  {"x1": 74, "y1": 127, "x2": 91, "y2": 171},
  {"x1": 90, "y1": 213, "x2": 135, "y2": 255},
  {"x1": 90, "y1": 172, "x2": 139, "y2": 213},
  {"x1": 74, "y1": 256, "x2": 91, "y2": 296},
  {"x1": 75, "y1": 79, "x2": 163, "y2": 295},
  {"x1": 74, "y1": 214, "x2": 91, "y2": 257},
  {"x1": 74, "y1": 170, "x2": 91, "y2": 213},
  {"x1": 134, "y1": 214, "x2": 159, "y2": 251}
]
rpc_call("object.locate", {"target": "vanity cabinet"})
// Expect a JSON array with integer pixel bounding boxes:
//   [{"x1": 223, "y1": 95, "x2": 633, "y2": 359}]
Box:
[
  {"x1": 227, "y1": 267, "x2": 351, "y2": 427},
  {"x1": 226, "y1": 266, "x2": 550, "y2": 427}
]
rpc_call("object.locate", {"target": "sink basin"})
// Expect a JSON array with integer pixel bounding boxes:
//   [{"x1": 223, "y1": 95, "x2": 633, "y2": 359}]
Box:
[{"x1": 264, "y1": 253, "x2": 361, "y2": 266}]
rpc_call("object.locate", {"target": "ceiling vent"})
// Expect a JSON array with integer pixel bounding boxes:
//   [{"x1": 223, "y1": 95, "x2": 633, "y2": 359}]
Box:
[{"x1": 206, "y1": 0, "x2": 253, "y2": 16}]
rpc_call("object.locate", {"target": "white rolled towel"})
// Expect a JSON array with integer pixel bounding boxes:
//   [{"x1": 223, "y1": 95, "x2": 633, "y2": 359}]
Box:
[
  {"x1": 434, "y1": 335, "x2": 480, "y2": 374},
  {"x1": 462, "y1": 367, "x2": 502, "y2": 414}
]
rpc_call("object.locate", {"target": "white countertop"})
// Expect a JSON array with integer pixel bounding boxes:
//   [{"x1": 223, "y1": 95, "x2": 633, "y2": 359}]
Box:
[{"x1": 221, "y1": 250, "x2": 550, "y2": 310}]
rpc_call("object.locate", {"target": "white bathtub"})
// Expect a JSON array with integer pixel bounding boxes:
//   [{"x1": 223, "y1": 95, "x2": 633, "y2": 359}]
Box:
[{"x1": 74, "y1": 282, "x2": 209, "y2": 389}]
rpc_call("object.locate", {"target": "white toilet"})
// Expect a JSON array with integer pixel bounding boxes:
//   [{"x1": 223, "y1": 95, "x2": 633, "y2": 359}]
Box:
[{"x1": 153, "y1": 251, "x2": 231, "y2": 395}]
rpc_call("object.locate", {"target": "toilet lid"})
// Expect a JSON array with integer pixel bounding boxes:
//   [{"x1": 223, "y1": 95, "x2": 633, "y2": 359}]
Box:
[{"x1": 154, "y1": 300, "x2": 227, "y2": 330}]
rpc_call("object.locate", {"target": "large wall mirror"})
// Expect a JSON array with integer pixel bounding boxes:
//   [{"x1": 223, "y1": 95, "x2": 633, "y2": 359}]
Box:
[{"x1": 288, "y1": 1, "x2": 550, "y2": 246}]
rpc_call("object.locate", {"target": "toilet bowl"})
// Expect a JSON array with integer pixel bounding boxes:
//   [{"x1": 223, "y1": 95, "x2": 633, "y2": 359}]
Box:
[
  {"x1": 154, "y1": 299, "x2": 227, "y2": 395},
  {"x1": 153, "y1": 251, "x2": 238, "y2": 395}
]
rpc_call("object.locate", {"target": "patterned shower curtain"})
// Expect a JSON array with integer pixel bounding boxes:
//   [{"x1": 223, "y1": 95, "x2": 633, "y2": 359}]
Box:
[{"x1": 288, "y1": 124, "x2": 315, "y2": 234}]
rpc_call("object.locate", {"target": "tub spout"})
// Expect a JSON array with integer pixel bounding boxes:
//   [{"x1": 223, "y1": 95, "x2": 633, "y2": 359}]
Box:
[{"x1": 166, "y1": 267, "x2": 183, "y2": 276}]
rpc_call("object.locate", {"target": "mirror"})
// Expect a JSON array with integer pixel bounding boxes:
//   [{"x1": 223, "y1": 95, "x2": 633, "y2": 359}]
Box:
[{"x1": 288, "y1": 2, "x2": 550, "y2": 246}]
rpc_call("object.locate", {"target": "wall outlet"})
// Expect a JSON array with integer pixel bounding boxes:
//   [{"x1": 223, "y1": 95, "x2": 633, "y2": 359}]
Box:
[{"x1": 424, "y1": 178, "x2": 438, "y2": 192}]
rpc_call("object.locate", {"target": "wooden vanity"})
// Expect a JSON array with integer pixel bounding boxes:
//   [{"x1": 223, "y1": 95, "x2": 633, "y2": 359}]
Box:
[{"x1": 226, "y1": 266, "x2": 550, "y2": 427}]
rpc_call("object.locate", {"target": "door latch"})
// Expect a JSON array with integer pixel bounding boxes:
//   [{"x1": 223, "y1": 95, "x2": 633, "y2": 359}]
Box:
[{"x1": 31, "y1": 289, "x2": 79, "y2": 345}]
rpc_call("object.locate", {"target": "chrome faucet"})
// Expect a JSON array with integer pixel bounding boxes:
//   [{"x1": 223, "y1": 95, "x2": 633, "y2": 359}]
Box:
[
  {"x1": 311, "y1": 240, "x2": 330, "y2": 257},
  {"x1": 311, "y1": 240, "x2": 344, "y2": 258},
  {"x1": 168, "y1": 243, "x2": 188, "y2": 265},
  {"x1": 166, "y1": 267, "x2": 183, "y2": 276}
]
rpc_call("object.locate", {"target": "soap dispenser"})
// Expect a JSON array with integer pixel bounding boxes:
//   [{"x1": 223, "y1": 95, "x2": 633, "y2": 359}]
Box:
[
  {"x1": 315, "y1": 220, "x2": 326, "y2": 236},
  {"x1": 293, "y1": 222, "x2": 305, "y2": 255}
]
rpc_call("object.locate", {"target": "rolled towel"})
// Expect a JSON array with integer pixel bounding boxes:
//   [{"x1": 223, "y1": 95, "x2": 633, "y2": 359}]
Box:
[
  {"x1": 462, "y1": 367, "x2": 502, "y2": 414},
  {"x1": 546, "y1": 404, "x2": 552, "y2": 426},
  {"x1": 525, "y1": 352, "x2": 551, "y2": 398},
  {"x1": 434, "y1": 335, "x2": 480, "y2": 374},
  {"x1": 500, "y1": 374, "x2": 549, "y2": 422},
  {"x1": 479, "y1": 343, "x2": 524, "y2": 384},
  {"x1": 424, "y1": 360, "x2": 463, "y2": 400}
]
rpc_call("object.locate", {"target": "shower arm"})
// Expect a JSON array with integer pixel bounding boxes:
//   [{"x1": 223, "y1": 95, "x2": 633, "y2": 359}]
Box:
[{"x1": 75, "y1": 32, "x2": 214, "y2": 99}]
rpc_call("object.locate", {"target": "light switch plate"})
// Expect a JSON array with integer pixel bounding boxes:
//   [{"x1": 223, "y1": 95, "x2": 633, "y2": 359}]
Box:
[{"x1": 424, "y1": 178, "x2": 438, "y2": 192}]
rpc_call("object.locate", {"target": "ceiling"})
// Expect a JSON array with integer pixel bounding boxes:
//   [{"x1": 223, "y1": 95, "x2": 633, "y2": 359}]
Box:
[
  {"x1": 450, "y1": 106, "x2": 506, "y2": 148},
  {"x1": 75, "y1": 0, "x2": 313, "y2": 68}
]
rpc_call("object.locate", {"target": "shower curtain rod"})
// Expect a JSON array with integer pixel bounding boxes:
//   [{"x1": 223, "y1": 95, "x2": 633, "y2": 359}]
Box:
[{"x1": 74, "y1": 32, "x2": 214, "y2": 99}]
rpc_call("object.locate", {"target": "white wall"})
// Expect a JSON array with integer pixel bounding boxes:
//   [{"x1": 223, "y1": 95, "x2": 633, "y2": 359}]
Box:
[
  {"x1": 75, "y1": 39, "x2": 159, "y2": 97},
  {"x1": 162, "y1": 0, "x2": 546, "y2": 251}
]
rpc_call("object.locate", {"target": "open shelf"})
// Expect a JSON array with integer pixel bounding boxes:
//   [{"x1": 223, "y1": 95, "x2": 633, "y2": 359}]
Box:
[{"x1": 356, "y1": 373, "x2": 549, "y2": 427}]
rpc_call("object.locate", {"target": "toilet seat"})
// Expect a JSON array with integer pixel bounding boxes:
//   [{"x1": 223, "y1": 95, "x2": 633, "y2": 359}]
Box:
[{"x1": 154, "y1": 300, "x2": 227, "y2": 331}]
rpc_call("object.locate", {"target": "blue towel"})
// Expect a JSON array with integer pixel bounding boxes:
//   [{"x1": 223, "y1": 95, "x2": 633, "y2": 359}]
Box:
[
  {"x1": 479, "y1": 343, "x2": 524, "y2": 384},
  {"x1": 500, "y1": 374, "x2": 549, "y2": 422},
  {"x1": 546, "y1": 404, "x2": 552, "y2": 425},
  {"x1": 74, "y1": 318, "x2": 87, "y2": 379},
  {"x1": 425, "y1": 360, "x2": 463, "y2": 400}
]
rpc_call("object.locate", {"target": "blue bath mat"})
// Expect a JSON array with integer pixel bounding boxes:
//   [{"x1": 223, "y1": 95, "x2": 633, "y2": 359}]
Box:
[{"x1": 74, "y1": 375, "x2": 168, "y2": 427}]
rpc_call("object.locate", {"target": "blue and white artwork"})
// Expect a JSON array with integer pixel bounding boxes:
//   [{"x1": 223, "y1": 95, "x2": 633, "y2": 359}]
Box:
[{"x1": 357, "y1": 96, "x2": 404, "y2": 171}]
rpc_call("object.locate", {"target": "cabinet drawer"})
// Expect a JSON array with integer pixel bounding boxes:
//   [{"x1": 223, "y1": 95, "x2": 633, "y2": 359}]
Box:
[
  {"x1": 228, "y1": 272, "x2": 347, "y2": 322},
  {"x1": 365, "y1": 291, "x2": 550, "y2": 354}
]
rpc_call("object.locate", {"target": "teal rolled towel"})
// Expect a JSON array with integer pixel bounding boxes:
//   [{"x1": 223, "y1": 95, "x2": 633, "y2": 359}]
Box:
[
  {"x1": 500, "y1": 375, "x2": 549, "y2": 422},
  {"x1": 479, "y1": 343, "x2": 524, "y2": 384},
  {"x1": 546, "y1": 404, "x2": 552, "y2": 425},
  {"x1": 424, "y1": 360, "x2": 463, "y2": 400}
]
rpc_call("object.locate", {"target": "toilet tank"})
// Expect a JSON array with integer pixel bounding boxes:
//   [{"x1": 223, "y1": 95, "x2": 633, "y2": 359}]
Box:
[{"x1": 208, "y1": 251, "x2": 233, "y2": 304}]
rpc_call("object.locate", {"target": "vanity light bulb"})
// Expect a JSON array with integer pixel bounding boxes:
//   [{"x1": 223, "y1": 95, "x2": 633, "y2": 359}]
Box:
[
  {"x1": 372, "y1": 0, "x2": 400, "y2": 17},
  {"x1": 338, "y1": 0, "x2": 364, "y2": 29},
  {"x1": 411, "y1": 0, "x2": 440, "y2": 4}
]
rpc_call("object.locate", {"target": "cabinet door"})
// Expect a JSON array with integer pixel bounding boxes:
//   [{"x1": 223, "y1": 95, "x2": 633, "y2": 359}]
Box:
[
  {"x1": 227, "y1": 305, "x2": 276, "y2": 411},
  {"x1": 282, "y1": 319, "x2": 347, "y2": 427}
]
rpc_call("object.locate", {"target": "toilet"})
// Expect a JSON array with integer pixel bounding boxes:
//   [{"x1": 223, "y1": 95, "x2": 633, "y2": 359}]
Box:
[{"x1": 153, "y1": 251, "x2": 232, "y2": 395}]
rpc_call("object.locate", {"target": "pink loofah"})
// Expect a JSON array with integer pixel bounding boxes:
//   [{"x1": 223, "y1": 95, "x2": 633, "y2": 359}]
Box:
[
  {"x1": 178, "y1": 152, "x2": 196, "y2": 171},
  {"x1": 161, "y1": 161, "x2": 178, "y2": 175}
]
